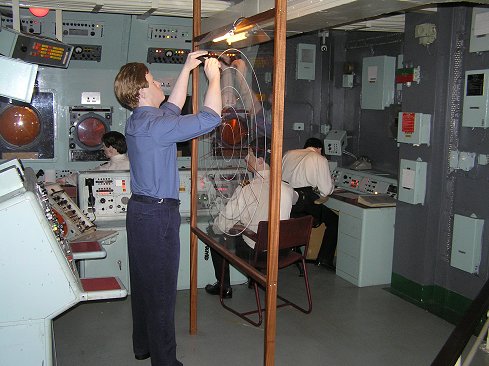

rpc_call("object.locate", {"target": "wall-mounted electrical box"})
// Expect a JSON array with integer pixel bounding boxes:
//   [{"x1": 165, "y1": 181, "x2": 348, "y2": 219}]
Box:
[
  {"x1": 462, "y1": 69, "x2": 489, "y2": 128},
  {"x1": 324, "y1": 130, "x2": 347, "y2": 156},
  {"x1": 361, "y1": 56, "x2": 396, "y2": 110},
  {"x1": 342, "y1": 74, "x2": 354, "y2": 88},
  {"x1": 296, "y1": 43, "x2": 316, "y2": 81},
  {"x1": 398, "y1": 159, "x2": 427, "y2": 205},
  {"x1": 397, "y1": 112, "x2": 431, "y2": 146},
  {"x1": 469, "y1": 7, "x2": 489, "y2": 53},
  {"x1": 449, "y1": 150, "x2": 477, "y2": 172},
  {"x1": 414, "y1": 23, "x2": 437, "y2": 46},
  {"x1": 451, "y1": 214, "x2": 484, "y2": 274}
]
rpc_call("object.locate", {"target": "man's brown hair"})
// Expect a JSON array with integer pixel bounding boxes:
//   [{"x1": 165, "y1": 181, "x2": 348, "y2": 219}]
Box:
[{"x1": 114, "y1": 62, "x2": 149, "y2": 110}]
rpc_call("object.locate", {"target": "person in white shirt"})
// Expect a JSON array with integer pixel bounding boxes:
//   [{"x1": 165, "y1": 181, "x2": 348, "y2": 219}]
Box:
[
  {"x1": 282, "y1": 137, "x2": 338, "y2": 271},
  {"x1": 57, "y1": 131, "x2": 130, "y2": 186},
  {"x1": 95, "y1": 131, "x2": 130, "y2": 171},
  {"x1": 205, "y1": 136, "x2": 296, "y2": 298}
]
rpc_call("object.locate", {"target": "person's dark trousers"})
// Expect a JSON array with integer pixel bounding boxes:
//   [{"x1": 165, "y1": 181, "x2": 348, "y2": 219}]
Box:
[
  {"x1": 209, "y1": 246, "x2": 230, "y2": 288},
  {"x1": 315, "y1": 207, "x2": 338, "y2": 266},
  {"x1": 292, "y1": 187, "x2": 339, "y2": 266},
  {"x1": 209, "y1": 235, "x2": 254, "y2": 288},
  {"x1": 126, "y1": 197, "x2": 183, "y2": 366}
]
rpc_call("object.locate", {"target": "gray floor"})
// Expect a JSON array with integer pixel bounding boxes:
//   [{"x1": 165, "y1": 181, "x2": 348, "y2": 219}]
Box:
[{"x1": 53, "y1": 264, "x2": 489, "y2": 366}]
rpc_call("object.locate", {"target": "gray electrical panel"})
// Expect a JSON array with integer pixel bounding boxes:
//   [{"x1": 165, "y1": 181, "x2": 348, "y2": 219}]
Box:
[
  {"x1": 469, "y1": 7, "x2": 489, "y2": 53},
  {"x1": 398, "y1": 159, "x2": 427, "y2": 205},
  {"x1": 451, "y1": 214, "x2": 484, "y2": 274},
  {"x1": 361, "y1": 56, "x2": 396, "y2": 110},
  {"x1": 296, "y1": 43, "x2": 316, "y2": 81},
  {"x1": 462, "y1": 69, "x2": 489, "y2": 128}
]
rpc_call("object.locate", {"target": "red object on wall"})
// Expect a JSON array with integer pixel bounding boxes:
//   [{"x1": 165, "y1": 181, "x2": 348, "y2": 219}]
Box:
[
  {"x1": 401, "y1": 112, "x2": 416, "y2": 134},
  {"x1": 29, "y1": 8, "x2": 49, "y2": 17}
]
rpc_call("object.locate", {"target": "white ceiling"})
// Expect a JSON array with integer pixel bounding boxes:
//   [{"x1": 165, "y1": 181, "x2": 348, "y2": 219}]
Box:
[
  {"x1": 202, "y1": 0, "x2": 487, "y2": 34},
  {"x1": 0, "y1": 0, "x2": 486, "y2": 33},
  {"x1": 0, "y1": 0, "x2": 233, "y2": 18}
]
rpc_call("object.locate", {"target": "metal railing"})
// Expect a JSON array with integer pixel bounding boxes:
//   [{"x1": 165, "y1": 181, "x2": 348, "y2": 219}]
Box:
[{"x1": 432, "y1": 279, "x2": 489, "y2": 366}]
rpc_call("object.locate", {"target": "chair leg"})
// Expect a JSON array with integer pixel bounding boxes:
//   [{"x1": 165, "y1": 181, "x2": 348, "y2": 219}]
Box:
[
  {"x1": 220, "y1": 281, "x2": 263, "y2": 327},
  {"x1": 219, "y1": 259, "x2": 312, "y2": 326},
  {"x1": 276, "y1": 258, "x2": 312, "y2": 314}
]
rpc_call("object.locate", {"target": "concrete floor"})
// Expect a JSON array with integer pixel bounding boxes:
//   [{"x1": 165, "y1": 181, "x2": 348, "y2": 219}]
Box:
[{"x1": 53, "y1": 264, "x2": 489, "y2": 366}]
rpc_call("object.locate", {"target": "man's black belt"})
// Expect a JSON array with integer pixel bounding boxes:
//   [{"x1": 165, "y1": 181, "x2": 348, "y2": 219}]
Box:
[{"x1": 131, "y1": 194, "x2": 180, "y2": 206}]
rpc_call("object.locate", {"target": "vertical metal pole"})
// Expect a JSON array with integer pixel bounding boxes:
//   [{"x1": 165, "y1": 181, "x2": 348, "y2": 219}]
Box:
[
  {"x1": 11, "y1": 0, "x2": 20, "y2": 32},
  {"x1": 264, "y1": 0, "x2": 286, "y2": 364},
  {"x1": 189, "y1": 0, "x2": 201, "y2": 335},
  {"x1": 55, "y1": 10, "x2": 63, "y2": 42}
]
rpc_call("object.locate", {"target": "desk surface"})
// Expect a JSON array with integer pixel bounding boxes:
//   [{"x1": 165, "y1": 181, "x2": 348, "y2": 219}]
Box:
[{"x1": 327, "y1": 190, "x2": 396, "y2": 209}]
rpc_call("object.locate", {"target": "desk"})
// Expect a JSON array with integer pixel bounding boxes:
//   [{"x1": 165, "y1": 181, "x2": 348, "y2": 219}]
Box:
[{"x1": 325, "y1": 192, "x2": 396, "y2": 287}]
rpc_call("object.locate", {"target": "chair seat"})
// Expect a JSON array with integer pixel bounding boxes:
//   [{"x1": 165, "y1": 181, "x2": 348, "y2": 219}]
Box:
[{"x1": 254, "y1": 250, "x2": 302, "y2": 269}]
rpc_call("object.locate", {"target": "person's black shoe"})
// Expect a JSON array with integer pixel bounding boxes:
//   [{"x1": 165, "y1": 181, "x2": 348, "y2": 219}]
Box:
[
  {"x1": 205, "y1": 282, "x2": 232, "y2": 298},
  {"x1": 135, "y1": 352, "x2": 150, "y2": 360},
  {"x1": 318, "y1": 261, "x2": 336, "y2": 272}
]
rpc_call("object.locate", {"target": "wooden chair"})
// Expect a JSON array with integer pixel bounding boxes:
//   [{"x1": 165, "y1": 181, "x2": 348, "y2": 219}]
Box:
[{"x1": 220, "y1": 215, "x2": 314, "y2": 326}]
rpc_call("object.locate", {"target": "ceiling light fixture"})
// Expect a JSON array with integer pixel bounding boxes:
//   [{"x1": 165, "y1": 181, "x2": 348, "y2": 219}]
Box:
[
  {"x1": 212, "y1": 17, "x2": 248, "y2": 45},
  {"x1": 195, "y1": 10, "x2": 274, "y2": 48},
  {"x1": 213, "y1": 29, "x2": 248, "y2": 45}
]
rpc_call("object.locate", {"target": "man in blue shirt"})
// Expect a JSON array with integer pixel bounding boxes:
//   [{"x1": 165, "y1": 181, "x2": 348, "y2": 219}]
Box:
[{"x1": 114, "y1": 51, "x2": 221, "y2": 366}]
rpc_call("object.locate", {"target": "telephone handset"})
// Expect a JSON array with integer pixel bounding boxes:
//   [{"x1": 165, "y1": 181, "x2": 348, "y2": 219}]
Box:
[
  {"x1": 85, "y1": 178, "x2": 95, "y2": 209},
  {"x1": 350, "y1": 156, "x2": 372, "y2": 171}
]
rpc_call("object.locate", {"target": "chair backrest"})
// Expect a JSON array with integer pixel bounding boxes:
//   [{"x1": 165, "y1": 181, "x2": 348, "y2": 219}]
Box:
[{"x1": 254, "y1": 215, "x2": 314, "y2": 254}]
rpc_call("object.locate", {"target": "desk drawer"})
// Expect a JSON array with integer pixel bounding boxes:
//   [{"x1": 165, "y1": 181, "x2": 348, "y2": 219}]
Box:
[
  {"x1": 338, "y1": 213, "x2": 362, "y2": 239},
  {"x1": 336, "y1": 250, "x2": 359, "y2": 281},
  {"x1": 338, "y1": 232, "x2": 361, "y2": 258}
]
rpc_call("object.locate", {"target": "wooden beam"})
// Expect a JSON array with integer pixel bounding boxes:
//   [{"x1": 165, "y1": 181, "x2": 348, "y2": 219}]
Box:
[
  {"x1": 189, "y1": 0, "x2": 201, "y2": 336},
  {"x1": 264, "y1": 0, "x2": 287, "y2": 364}
]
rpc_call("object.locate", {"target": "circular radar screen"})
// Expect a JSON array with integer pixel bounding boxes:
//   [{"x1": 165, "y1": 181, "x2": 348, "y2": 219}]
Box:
[
  {"x1": 0, "y1": 106, "x2": 41, "y2": 147},
  {"x1": 200, "y1": 49, "x2": 269, "y2": 238},
  {"x1": 77, "y1": 117, "x2": 107, "y2": 148},
  {"x1": 219, "y1": 114, "x2": 248, "y2": 147}
]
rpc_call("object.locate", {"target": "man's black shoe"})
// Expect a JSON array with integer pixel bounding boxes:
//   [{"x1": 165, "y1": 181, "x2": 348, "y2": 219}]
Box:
[
  {"x1": 205, "y1": 282, "x2": 232, "y2": 298},
  {"x1": 135, "y1": 352, "x2": 150, "y2": 360},
  {"x1": 317, "y1": 261, "x2": 336, "y2": 272}
]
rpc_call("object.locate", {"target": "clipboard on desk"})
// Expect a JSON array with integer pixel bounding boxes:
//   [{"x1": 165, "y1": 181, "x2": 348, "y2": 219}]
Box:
[{"x1": 357, "y1": 194, "x2": 396, "y2": 207}]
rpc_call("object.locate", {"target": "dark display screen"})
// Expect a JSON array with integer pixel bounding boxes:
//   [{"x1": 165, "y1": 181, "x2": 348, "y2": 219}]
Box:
[{"x1": 467, "y1": 73, "x2": 484, "y2": 96}]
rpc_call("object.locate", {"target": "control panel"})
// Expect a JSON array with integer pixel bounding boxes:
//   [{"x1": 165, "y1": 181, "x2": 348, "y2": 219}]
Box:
[
  {"x1": 76, "y1": 168, "x2": 246, "y2": 219},
  {"x1": 70, "y1": 44, "x2": 103, "y2": 61},
  {"x1": 147, "y1": 24, "x2": 192, "y2": 41},
  {"x1": 44, "y1": 183, "x2": 96, "y2": 240},
  {"x1": 196, "y1": 168, "x2": 250, "y2": 216},
  {"x1": 324, "y1": 130, "x2": 347, "y2": 156},
  {"x1": 0, "y1": 27, "x2": 73, "y2": 68},
  {"x1": 78, "y1": 170, "x2": 131, "y2": 221},
  {"x1": 332, "y1": 167, "x2": 398, "y2": 198},
  {"x1": 62, "y1": 20, "x2": 104, "y2": 38},
  {"x1": 35, "y1": 182, "x2": 78, "y2": 276},
  {"x1": 147, "y1": 48, "x2": 190, "y2": 64},
  {"x1": 0, "y1": 160, "x2": 126, "y2": 365}
]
